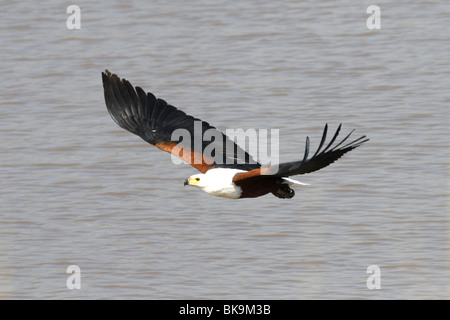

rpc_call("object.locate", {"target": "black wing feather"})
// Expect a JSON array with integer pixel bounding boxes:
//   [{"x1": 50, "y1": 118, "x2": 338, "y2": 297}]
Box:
[
  {"x1": 102, "y1": 70, "x2": 260, "y2": 171},
  {"x1": 273, "y1": 124, "x2": 368, "y2": 177}
]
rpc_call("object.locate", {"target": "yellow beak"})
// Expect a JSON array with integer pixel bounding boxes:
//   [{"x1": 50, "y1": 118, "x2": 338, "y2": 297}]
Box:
[{"x1": 184, "y1": 177, "x2": 199, "y2": 186}]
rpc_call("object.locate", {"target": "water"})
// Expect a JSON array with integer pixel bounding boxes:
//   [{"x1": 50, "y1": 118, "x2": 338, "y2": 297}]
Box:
[{"x1": 0, "y1": 0, "x2": 448, "y2": 299}]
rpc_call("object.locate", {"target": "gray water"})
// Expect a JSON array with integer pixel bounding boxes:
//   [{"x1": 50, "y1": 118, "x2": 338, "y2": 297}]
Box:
[{"x1": 0, "y1": 0, "x2": 448, "y2": 299}]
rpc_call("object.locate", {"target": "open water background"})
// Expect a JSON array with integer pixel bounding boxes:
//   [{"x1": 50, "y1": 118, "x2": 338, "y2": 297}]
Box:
[{"x1": 0, "y1": 1, "x2": 448, "y2": 299}]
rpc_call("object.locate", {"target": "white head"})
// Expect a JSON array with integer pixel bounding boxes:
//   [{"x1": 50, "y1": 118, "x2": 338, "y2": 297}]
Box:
[
  {"x1": 183, "y1": 173, "x2": 207, "y2": 189},
  {"x1": 183, "y1": 168, "x2": 246, "y2": 199}
]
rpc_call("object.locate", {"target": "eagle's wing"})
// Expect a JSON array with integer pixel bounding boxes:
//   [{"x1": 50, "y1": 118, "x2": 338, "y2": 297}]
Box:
[
  {"x1": 102, "y1": 70, "x2": 260, "y2": 173},
  {"x1": 233, "y1": 124, "x2": 368, "y2": 182}
]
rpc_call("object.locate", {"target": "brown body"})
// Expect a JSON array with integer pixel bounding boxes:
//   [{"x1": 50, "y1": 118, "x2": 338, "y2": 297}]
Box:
[{"x1": 234, "y1": 175, "x2": 295, "y2": 199}]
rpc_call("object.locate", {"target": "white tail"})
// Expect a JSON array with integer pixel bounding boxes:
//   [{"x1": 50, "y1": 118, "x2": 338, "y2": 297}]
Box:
[{"x1": 281, "y1": 177, "x2": 310, "y2": 186}]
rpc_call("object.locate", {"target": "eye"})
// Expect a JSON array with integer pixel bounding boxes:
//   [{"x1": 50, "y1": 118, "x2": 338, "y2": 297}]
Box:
[{"x1": 195, "y1": 178, "x2": 200, "y2": 181}]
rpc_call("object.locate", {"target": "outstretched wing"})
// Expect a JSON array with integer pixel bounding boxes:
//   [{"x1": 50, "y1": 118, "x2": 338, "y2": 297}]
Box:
[
  {"x1": 233, "y1": 124, "x2": 368, "y2": 182},
  {"x1": 102, "y1": 70, "x2": 260, "y2": 173}
]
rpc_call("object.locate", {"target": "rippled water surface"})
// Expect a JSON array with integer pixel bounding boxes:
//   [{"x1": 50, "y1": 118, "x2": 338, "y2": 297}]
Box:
[{"x1": 0, "y1": 1, "x2": 448, "y2": 299}]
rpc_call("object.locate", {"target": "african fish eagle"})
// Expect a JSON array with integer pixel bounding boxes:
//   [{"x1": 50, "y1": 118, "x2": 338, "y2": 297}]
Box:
[{"x1": 102, "y1": 70, "x2": 368, "y2": 199}]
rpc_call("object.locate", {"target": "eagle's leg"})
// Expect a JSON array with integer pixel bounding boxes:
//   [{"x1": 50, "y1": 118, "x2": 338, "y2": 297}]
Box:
[{"x1": 271, "y1": 185, "x2": 295, "y2": 199}]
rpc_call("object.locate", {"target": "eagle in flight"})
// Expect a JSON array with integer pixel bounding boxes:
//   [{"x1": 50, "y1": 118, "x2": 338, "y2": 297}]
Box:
[{"x1": 102, "y1": 70, "x2": 368, "y2": 199}]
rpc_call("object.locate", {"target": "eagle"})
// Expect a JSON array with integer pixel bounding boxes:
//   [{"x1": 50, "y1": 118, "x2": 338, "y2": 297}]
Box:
[{"x1": 102, "y1": 70, "x2": 368, "y2": 199}]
